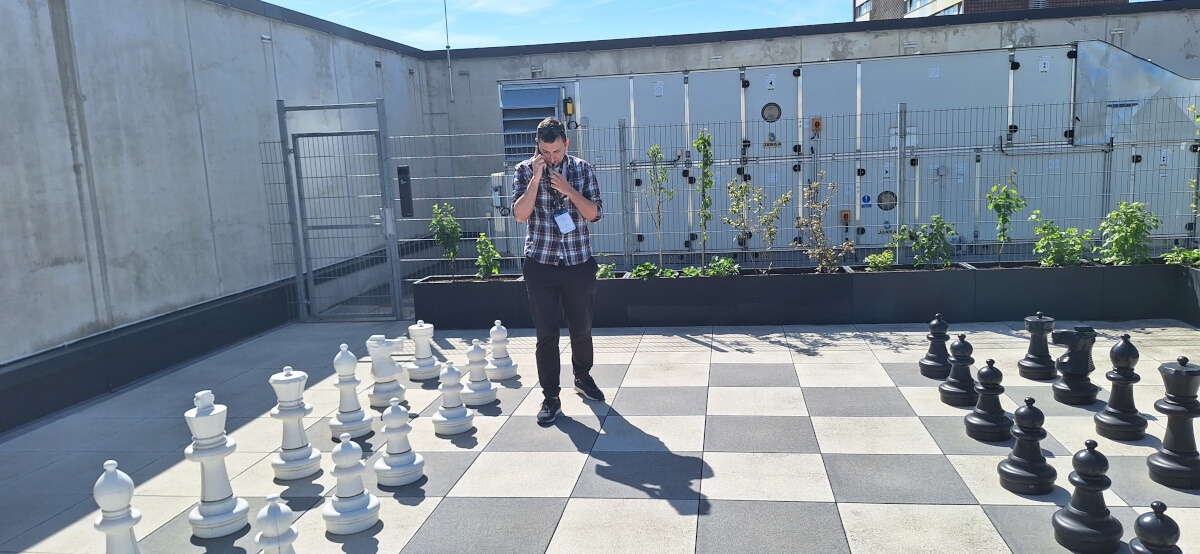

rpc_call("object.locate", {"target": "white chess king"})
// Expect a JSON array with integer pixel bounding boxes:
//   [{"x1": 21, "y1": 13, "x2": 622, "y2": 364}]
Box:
[
  {"x1": 268, "y1": 366, "x2": 322, "y2": 480},
  {"x1": 183, "y1": 390, "x2": 250, "y2": 538}
]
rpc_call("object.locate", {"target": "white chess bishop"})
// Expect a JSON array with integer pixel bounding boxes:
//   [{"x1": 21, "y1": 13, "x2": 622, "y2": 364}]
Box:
[
  {"x1": 406, "y1": 320, "x2": 443, "y2": 380},
  {"x1": 432, "y1": 361, "x2": 475, "y2": 435},
  {"x1": 485, "y1": 320, "x2": 519, "y2": 380},
  {"x1": 253, "y1": 494, "x2": 297, "y2": 554},
  {"x1": 329, "y1": 344, "x2": 373, "y2": 439},
  {"x1": 323, "y1": 433, "x2": 381, "y2": 535},
  {"x1": 93, "y1": 460, "x2": 141, "y2": 554},
  {"x1": 268, "y1": 366, "x2": 322, "y2": 480},
  {"x1": 184, "y1": 391, "x2": 250, "y2": 538},
  {"x1": 373, "y1": 398, "x2": 425, "y2": 486},
  {"x1": 462, "y1": 339, "x2": 499, "y2": 406},
  {"x1": 365, "y1": 334, "x2": 405, "y2": 407}
]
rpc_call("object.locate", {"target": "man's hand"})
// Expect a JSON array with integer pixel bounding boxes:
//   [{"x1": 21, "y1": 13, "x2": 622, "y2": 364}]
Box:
[
  {"x1": 547, "y1": 169, "x2": 574, "y2": 199},
  {"x1": 530, "y1": 153, "x2": 546, "y2": 183}
]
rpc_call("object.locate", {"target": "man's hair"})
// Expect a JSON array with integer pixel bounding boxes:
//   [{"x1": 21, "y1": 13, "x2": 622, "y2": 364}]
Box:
[{"x1": 536, "y1": 117, "x2": 567, "y2": 143}]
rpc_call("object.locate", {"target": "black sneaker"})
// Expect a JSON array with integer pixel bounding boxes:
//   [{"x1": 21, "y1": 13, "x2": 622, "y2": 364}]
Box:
[
  {"x1": 536, "y1": 397, "x2": 561, "y2": 424},
  {"x1": 574, "y1": 375, "x2": 605, "y2": 402}
]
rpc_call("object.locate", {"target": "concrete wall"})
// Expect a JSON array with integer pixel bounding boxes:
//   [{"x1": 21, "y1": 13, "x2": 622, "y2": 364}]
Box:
[{"x1": 2, "y1": 0, "x2": 431, "y2": 363}]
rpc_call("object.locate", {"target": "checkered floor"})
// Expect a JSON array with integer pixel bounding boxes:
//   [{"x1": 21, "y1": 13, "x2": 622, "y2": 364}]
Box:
[{"x1": 2, "y1": 319, "x2": 1199, "y2": 553}]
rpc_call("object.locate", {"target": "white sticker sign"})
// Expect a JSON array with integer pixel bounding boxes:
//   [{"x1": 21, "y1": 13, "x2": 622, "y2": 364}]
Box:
[
  {"x1": 765, "y1": 74, "x2": 777, "y2": 90},
  {"x1": 653, "y1": 81, "x2": 664, "y2": 97}
]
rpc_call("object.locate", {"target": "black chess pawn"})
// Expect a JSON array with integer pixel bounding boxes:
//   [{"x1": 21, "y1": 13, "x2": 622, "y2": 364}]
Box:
[
  {"x1": 1147, "y1": 356, "x2": 1200, "y2": 489},
  {"x1": 1095, "y1": 334, "x2": 1147, "y2": 441},
  {"x1": 1018, "y1": 312, "x2": 1057, "y2": 380},
  {"x1": 1052, "y1": 326, "x2": 1101, "y2": 405},
  {"x1": 965, "y1": 360, "x2": 1014, "y2": 442},
  {"x1": 1052, "y1": 440, "x2": 1124, "y2": 554},
  {"x1": 1129, "y1": 501, "x2": 1182, "y2": 554},
  {"x1": 998, "y1": 397, "x2": 1057, "y2": 495},
  {"x1": 919, "y1": 313, "x2": 952, "y2": 379},
  {"x1": 939, "y1": 334, "x2": 979, "y2": 407}
]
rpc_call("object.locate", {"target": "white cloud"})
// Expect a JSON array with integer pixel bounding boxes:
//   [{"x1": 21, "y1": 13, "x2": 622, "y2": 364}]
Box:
[{"x1": 464, "y1": 0, "x2": 556, "y2": 16}]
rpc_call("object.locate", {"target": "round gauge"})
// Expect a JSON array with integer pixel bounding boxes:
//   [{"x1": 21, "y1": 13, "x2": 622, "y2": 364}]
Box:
[
  {"x1": 877, "y1": 190, "x2": 898, "y2": 211},
  {"x1": 761, "y1": 102, "x2": 782, "y2": 123}
]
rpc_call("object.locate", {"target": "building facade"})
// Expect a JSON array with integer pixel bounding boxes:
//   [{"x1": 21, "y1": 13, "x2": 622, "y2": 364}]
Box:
[{"x1": 855, "y1": 0, "x2": 1128, "y2": 21}]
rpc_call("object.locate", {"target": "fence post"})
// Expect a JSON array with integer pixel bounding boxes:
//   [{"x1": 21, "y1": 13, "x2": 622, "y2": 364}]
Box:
[
  {"x1": 618, "y1": 119, "x2": 633, "y2": 269},
  {"x1": 276, "y1": 100, "x2": 311, "y2": 321},
  {"x1": 896, "y1": 103, "x2": 907, "y2": 236},
  {"x1": 376, "y1": 98, "x2": 406, "y2": 320}
]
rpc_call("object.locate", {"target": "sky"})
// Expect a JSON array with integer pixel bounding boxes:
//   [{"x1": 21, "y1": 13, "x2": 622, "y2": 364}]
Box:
[{"x1": 265, "y1": 0, "x2": 852, "y2": 51}]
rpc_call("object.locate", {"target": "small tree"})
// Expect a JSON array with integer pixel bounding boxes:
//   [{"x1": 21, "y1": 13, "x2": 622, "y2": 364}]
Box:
[
  {"x1": 475, "y1": 233, "x2": 500, "y2": 279},
  {"x1": 722, "y1": 177, "x2": 793, "y2": 271},
  {"x1": 693, "y1": 131, "x2": 716, "y2": 262},
  {"x1": 1029, "y1": 210, "x2": 1093, "y2": 267},
  {"x1": 794, "y1": 172, "x2": 852, "y2": 273},
  {"x1": 986, "y1": 170, "x2": 1028, "y2": 258},
  {"x1": 644, "y1": 144, "x2": 674, "y2": 268},
  {"x1": 430, "y1": 203, "x2": 461, "y2": 270},
  {"x1": 895, "y1": 215, "x2": 958, "y2": 269},
  {"x1": 1097, "y1": 201, "x2": 1162, "y2": 265}
]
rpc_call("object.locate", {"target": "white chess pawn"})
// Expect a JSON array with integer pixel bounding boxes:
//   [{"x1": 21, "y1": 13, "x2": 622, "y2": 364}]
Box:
[
  {"x1": 462, "y1": 339, "x2": 499, "y2": 406},
  {"x1": 268, "y1": 366, "x2": 321, "y2": 480},
  {"x1": 406, "y1": 320, "x2": 443, "y2": 380},
  {"x1": 432, "y1": 361, "x2": 475, "y2": 435},
  {"x1": 373, "y1": 398, "x2": 425, "y2": 486},
  {"x1": 93, "y1": 460, "x2": 142, "y2": 554},
  {"x1": 253, "y1": 494, "x2": 297, "y2": 554},
  {"x1": 323, "y1": 433, "x2": 381, "y2": 535},
  {"x1": 365, "y1": 335, "x2": 406, "y2": 407},
  {"x1": 184, "y1": 391, "x2": 250, "y2": 538},
  {"x1": 485, "y1": 320, "x2": 519, "y2": 380},
  {"x1": 329, "y1": 344, "x2": 373, "y2": 439}
]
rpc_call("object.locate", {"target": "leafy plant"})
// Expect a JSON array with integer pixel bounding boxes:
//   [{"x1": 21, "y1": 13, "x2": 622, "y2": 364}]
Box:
[
  {"x1": 644, "y1": 144, "x2": 675, "y2": 268},
  {"x1": 895, "y1": 215, "x2": 958, "y2": 269},
  {"x1": 660, "y1": 268, "x2": 679, "y2": 278},
  {"x1": 474, "y1": 233, "x2": 500, "y2": 279},
  {"x1": 986, "y1": 171, "x2": 1028, "y2": 257},
  {"x1": 430, "y1": 203, "x2": 462, "y2": 270},
  {"x1": 1097, "y1": 201, "x2": 1162, "y2": 265},
  {"x1": 631, "y1": 261, "x2": 662, "y2": 280},
  {"x1": 863, "y1": 249, "x2": 895, "y2": 272},
  {"x1": 596, "y1": 263, "x2": 617, "y2": 279},
  {"x1": 1029, "y1": 210, "x2": 1094, "y2": 267},
  {"x1": 693, "y1": 131, "x2": 716, "y2": 261},
  {"x1": 705, "y1": 256, "x2": 740, "y2": 276},
  {"x1": 1163, "y1": 246, "x2": 1200, "y2": 267},
  {"x1": 722, "y1": 176, "x2": 793, "y2": 270},
  {"x1": 679, "y1": 266, "x2": 704, "y2": 277},
  {"x1": 794, "y1": 172, "x2": 852, "y2": 273}
]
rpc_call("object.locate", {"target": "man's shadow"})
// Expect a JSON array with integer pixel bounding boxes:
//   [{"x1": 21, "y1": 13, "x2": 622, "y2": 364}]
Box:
[{"x1": 577, "y1": 408, "x2": 713, "y2": 516}]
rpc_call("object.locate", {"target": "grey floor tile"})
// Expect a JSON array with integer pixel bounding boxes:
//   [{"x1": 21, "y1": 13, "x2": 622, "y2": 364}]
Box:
[
  {"x1": 704, "y1": 416, "x2": 819, "y2": 453},
  {"x1": 137, "y1": 496, "x2": 321, "y2": 554},
  {"x1": 573, "y1": 451, "x2": 707, "y2": 500},
  {"x1": 362, "y1": 450, "x2": 480, "y2": 499},
  {"x1": 78, "y1": 416, "x2": 194, "y2": 452},
  {"x1": 417, "y1": 386, "x2": 532, "y2": 418},
  {"x1": 1107, "y1": 455, "x2": 1200, "y2": 508},
  {"x1": 484, "y1": 415, "x2": 602, "y2": 453},
  {"x1": 984, "y1": 504, "x2": 1138, "y2": 554},
  {"x1": 1005, "y1": 386, "x2": 1109, "y2": 416},
  {"x1": 555, "y1": 364, "x2": 630, "y2": 389},
  {"x1": 3, "y1": 449, "x2": 165, "y2": 498},
  {"x1": 696, "y1": 500, "x2": 850, "y2": 554},
  {"x1": 824, "y1": 454, "x2": 978, "y2": 504},
  {"x1": 400, "y1": 497, "x2": 567, "y2": 554},
  {"x1": 882, "y1": 362, "x2": 949, "y2": 387},
  {"x1": 306, "y1": 416, "x2": 386, "y2": 457},
  {"x1": 610, "y1": 386, "x2": 708, "y2": 415},
  {"x1": 0, "y1": 494, "x2": 88, "y2": 547},
  {"x1": 922, "y1": 416, "x2": 1072, "y2": 456},
  {"x1": 803, "y1": 387, "x2": 917, "y2": 417},
  {"x1": 708, "y1": 363, "x2": 799, "y2": 387},
  {"x1": 0, "y1": 451, "x2": 68, "y2": 486}
]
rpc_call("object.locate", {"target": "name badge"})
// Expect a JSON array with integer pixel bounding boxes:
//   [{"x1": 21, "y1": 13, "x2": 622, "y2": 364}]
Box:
[{"x1": 553, "y1": 209, "x2": 576, "y2": 234}]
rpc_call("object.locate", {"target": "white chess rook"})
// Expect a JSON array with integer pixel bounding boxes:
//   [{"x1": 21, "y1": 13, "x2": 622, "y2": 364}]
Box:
[
  {"x1": 183, "y1": 391, "x2": 250, "y2": 538},
  {"x1": 253, "y1": 494, "x2": 298, "y2": 554},
  {"x1": 462, "y1": 339, "x2": 499, "y2": 406},
  {"x1": 330, "y1": 344, "x2": 373, "y2": 439},
  {"x1": 268, "y1": 366, "x2": 322, "y2": 480},
  {"x1": 93, "y1": 460, "x2": 142, "y2": 554},
  {"x1": 485, "y1": 320, "x2": 519, "y2": 380},
  {"x1": 432, "y1": 361, "x2": 475, "y2": 435},
  {"x1": 365, "y1": 335, "x2": 406, "y2": 407},
  {"x1": 323, "y1": 433, "x2": 381, "y2": 535},
  {"x1": 374, "y1": 398, "x2": 426, "y2": 486},
  {"x1": 406, "y1": 320, "x2": 443, "y2": 380}
]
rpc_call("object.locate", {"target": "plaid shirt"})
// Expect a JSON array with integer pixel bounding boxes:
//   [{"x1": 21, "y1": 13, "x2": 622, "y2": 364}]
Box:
[{"x1": 512, "y1": 154, "x2": 603, "y2": 266}]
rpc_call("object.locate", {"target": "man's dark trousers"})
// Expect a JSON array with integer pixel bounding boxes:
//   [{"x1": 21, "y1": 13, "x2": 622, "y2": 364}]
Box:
[{"x1": 523, "y1": 256, "x2": 597, "y2": 400}]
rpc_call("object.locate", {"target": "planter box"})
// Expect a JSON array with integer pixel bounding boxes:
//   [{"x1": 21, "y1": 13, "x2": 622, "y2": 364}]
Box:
[{"x1": 413, "y1": 263, "x2": 1200, "y2": 329}]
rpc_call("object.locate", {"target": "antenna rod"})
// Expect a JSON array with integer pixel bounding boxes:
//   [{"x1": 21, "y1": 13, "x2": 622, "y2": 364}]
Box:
[{"x1": 444, "y1": 0, "x2": 454, "y2": 103}]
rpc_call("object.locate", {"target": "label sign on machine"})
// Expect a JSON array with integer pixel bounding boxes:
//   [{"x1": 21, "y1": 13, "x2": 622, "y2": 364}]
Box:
[
  {"x1": 861, "y1": 194, "x2": 872, "y2": 208},
  {"x1": 766, "y1": 74, "x2": 777, "y2": 90},
  {"x1": 653, "y1": 81, "x2": 664, "y2": 97}
]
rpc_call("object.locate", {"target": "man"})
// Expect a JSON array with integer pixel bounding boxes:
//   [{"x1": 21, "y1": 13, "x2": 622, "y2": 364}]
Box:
[{"x1": 511, "y1": 117, "x2": 605, "y2": 424}]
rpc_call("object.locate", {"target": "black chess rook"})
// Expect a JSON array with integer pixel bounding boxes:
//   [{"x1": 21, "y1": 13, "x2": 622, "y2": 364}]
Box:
[{"x1": 1017, "y1": 312, "x2": 1057, "y2": 380}]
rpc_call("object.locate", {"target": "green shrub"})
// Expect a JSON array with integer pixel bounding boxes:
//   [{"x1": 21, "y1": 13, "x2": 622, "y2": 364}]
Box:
[
  {"x1": 1097, "y1": 201, "x2": 1161, "y2": 265},
  {"x1": 596, "y1": 263, "x2": 616, "y2": 279},
  {"x1": 631, "y1": 262, "x2": 661, "y2": 279},
  {"x1": 986, "y1": 171, "x2": 1028, "y2": 256},
  {"x1": 895, "y1": 215, "x2": 958, "y2": 269},
  {"x1": 864, "y1": 249, "x2": 895, "y2": 272},
  {"x1": 1029, "y1": 210, "x2": 1093, "y2": 267},
  {"x1": 679, "y1": 266, "x2": 704, "y2": 277},
  {"x1": 474, "y1": 233, "x2": 500, "y2": 279},
  {"x1": 430, "y1": 203, "x2": 462, "y2": 269},
  {"x1": 1163, "y1": 246, "x2": 1200, "y2": 267},
  {"x1": 705, "y1": 256, "x2": 740, "y2": 276}
]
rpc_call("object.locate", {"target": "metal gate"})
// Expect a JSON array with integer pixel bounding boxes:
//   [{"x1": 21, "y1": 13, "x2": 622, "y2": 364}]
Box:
[{"x1": 276, "y1": 99, "x2": 404, "y2": 321}]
